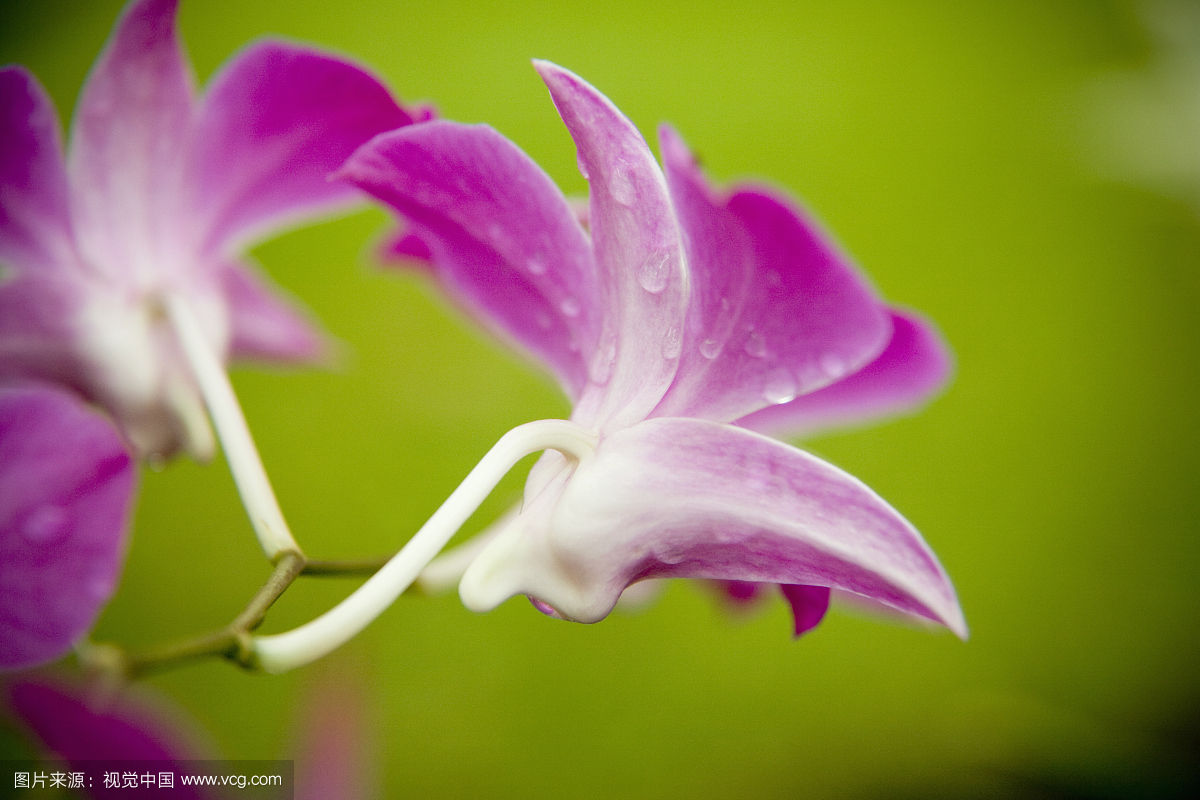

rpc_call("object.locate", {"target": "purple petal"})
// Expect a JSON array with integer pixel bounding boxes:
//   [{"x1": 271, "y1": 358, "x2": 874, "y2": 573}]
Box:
[
  {"x1": 780, "y1": 584, "x2": 831, "y2": 637},
  {"x1": 342, "y1": 120, "x2": 598, "y2": 395},
  {"x1": 68, "y1": 0, "x2": 193, "y2": 277},
  {"x1": 189, "y1": 41, "x2": 416, "y2": 256},
  {"x1": 220, "y1": 259, "x2": 328, "y2": 364},
  {"x1": 464, "y1": 418, "x2": 965, "y2": 637},
  {"x1": 652, "y1": 125, "x2": 891, "y2": 423},
  {"x1": 8, "y1": 678, "x2": 215, "y2": 799},
  {"x1": 0, "y1": 67, "x2": 76, "y2": 273},
  {"x1": 535, "y1": 62, "x2": 688, "y2": 430},
  {"x1": 0, "y1": 69, "x2": 90, "y2": 388},
  {"x1": 0, "y1": 385, "x2": 134, "y2": 670},
  {"x1": 739, "y1": 310, "x2": 951, "y2": 437}
]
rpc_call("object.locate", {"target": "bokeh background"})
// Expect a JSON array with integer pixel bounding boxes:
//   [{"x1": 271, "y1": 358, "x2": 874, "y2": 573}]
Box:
[{"x1": 3, "y1": 0, "x2": 1198, "y2": 797}]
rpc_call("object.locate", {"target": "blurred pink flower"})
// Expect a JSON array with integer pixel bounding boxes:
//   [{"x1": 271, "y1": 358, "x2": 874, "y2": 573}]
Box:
[{"x1": 0, "y1": 0, "x2": 423, "y2": 459}]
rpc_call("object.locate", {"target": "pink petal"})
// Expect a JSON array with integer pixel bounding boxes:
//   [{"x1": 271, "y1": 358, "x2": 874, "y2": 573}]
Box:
[
  {"x1": 8, "y1": 678, "x2": 215, "y2": 799},
  {"x1": 467, "y1": 418, "x2": 965, "y2": 637},
  {"x1": 652, "y1": 125, "x2": 891, "y2": 423},
  {"x1": 220, "y1": 259, "x2": 328, "y2": 364},
  {"x1": 342, "y1": 121, "x2": 598, "y2": 396},
  {"x1": 294, "y1": 680, "x2": 374, "y2": 800},
  {"x1": 535, "y1": 62, "x2": 688, "y2": 431},
  {"x1": 739, "y1": 310, "x2": 952, "y2": 438},
  {"x1": 0, "y1": 69, "x2": 92, "y2": 389},
  {"x1": 0, "y1": 385, "x2": 135, "y2": 670},
  {"x1": 0, "y1": 68, "x2": 76, "y2": 273},
  {"x1": 68, "y1": 0, "x2": 194, "y2": 278},
  {"x1": 189, "y1": 41, "x2": 417, "y2": 256},
  {"x1": 780, "y1": 584, "x2": 831, "y2": 637}
]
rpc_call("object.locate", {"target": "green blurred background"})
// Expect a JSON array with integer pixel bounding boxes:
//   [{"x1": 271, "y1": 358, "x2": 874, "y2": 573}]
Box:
[{"x1": 3, "y1": 0, "x2": 1198, "y2": 796}]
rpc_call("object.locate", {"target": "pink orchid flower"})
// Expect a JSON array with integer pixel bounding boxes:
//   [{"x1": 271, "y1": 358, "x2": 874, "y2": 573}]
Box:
[
  {"x1": 329, "y1": 62, "x2": 965, "y2": 641},
  {"x1": 0, "y1": 0, "x2": 422, "y2": 460},
  {"x1": 1, "y1": 0, "x2": 424, "y2": 667}
]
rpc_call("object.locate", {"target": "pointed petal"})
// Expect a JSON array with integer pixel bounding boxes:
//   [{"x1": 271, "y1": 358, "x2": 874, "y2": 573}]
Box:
[
  {"x1": 652, "y1": 125, "x2": 891, "y2": 422},
  {"x1": 0, "y1": 386, "x2": 135, "y2": 670},
  {"x1": 220, "y1": 259, "x2": 328, "y2": 364},
  {"x1": 342, "y1": 120, "x2": 598, "y2": 396},
  {"x1": 68, "y1": 0, "x2": 193, "y2": 278},
  {"x1": 0, "y1": 67, "x2": 77, "y2": 273},
  {"x1": 535, "y1": 62, "x2": 688, "y2": 430},
  {"x1": 739, "y1": 310, "x2": 952, "y2": 437},
  {"x1": 189, "y1": 41, "x2": 416, "y2": 255},
  {"x1": 8, "y1": 678, "x2": 216, "y2": 776},
  {"x1": 463, "y1": 418, "x2": 965, "y2": 637},
  {"x1": 780, "y1": 584, "x2": 831, "y2": 637}
]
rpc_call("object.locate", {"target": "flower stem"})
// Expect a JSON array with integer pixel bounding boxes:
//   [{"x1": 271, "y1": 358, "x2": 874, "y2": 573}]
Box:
[
  {"x1": 165, "y1": 294, "x2": 303, "y2": 560},
  {"x1": 112, "y1": 551, "x2": 307, "y2": 678},
  {"x1": 250, "y1": 419, "x2": 597, "y2": 674}
]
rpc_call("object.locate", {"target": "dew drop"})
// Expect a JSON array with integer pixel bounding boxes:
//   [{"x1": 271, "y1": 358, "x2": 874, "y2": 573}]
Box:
[
  {"x1": 588, "y1": 334, "x2": 618, "y2": 385},
  {"x1": 636, "y1": 250, "x2": 671, "y2": 294},
  {"x1": 575, "y1": 152, "x2": 590, "y2": 180},
  {"x1": 526, "y1": 255, "x2": 548, "y2": 276},
  {"x1": 699, "y1": 338, "x2": 722, "y2": 359},
  {"x1": 661, "y1": 325, "x2": 682, "y2": 360},
  {"x1": 762, "y1": 368, "x2": 799, "y2": 405},
  {"x1": 21, "y1": 505, "x2": 69, "y2": 544},
  {"x1": 609, "y1": 165, "x2": 635, "y2": 206},
  {"x1": 744, "y1": 330, "x2": 767, "y2": 358},
  {"x1": 560, "y1": 297, "x2": 581, "y2": 318},
  {"x1": 84, "y1": 573, "x2": 113, "y2": 601},
  {"x1": 819, "y1": 353, "x2": 846, "y2": 380}
]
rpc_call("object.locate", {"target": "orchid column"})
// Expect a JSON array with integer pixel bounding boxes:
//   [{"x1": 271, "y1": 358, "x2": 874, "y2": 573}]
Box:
[{"x1": 0, "y1": 0, "x2": 426, "y2": 668}]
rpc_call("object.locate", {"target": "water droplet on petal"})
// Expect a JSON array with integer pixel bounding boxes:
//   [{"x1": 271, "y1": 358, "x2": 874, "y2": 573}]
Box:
[
  {"x1": 819, "y1": 353, "x2": 846, "y2": 380},
  {"x1": 636, "y1": 250, "x2": 671, "y2": 294},
  {"x1": 526, "y1": 255, "x2": 547, "y2": 276},
  {"x1": 576, "y1": 152, "x2": 590, "y2": 180},
  {"x1": 763, "y1": 368, "x2": 798, "y2": 405},
  {"x1": 744, "y1": 330, "x2": 767, "y2": 358},
  {"x1": 700, "y1": 338, "x2": 722, "y2": 359},
  {"x1": 661, "y1": 325, "x2": 682, "y2": 360},
  {"x1": 609, "y1": 165, "x2": 635, "y2": 206},
  {"x1": 588, "y1": 333, "x2": 618, "y2": 385},
  {"x1": 84, "y1": 572, "x2": 113, "y2": 601},
  {"x1": 560, "y1": 297, "x2": 581, "y2": 318},
  {"x1": 21, "y1": 505, "x2": 70, "y2": 544}
]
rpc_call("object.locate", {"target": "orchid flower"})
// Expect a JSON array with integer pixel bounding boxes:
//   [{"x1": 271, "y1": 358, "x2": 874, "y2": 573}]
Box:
[
  {"x1": 0, "y1": 0, "x2": 422, "y2": 559},
  {"x1": 250, "y1": 62, "x2": 963, "y2": 673},
  {"x1": 1, "y1": 385, "x2": 134, "y2": 670}
]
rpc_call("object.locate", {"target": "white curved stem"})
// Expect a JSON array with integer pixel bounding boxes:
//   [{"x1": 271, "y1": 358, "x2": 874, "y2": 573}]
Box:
[
  {"x1": 251, "y1": 419, "x2": 597, "y2": 674},
  {"x1": 166, "y1": 294, "x2": 301, "y2": 560}
]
